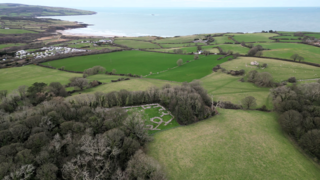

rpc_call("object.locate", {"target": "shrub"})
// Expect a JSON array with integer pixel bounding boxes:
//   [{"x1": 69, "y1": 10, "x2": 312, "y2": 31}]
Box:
[
  {"x1": 288, "y1": 77, "x2": 297, "y2": 83},
  {"x1": 177, "y1": 59, "x2": 183, "y2": 66}
]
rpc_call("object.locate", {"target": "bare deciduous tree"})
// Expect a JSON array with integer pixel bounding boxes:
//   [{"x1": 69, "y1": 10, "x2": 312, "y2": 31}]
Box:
[
  {"x1": 241, "y1": 96, "x2": 257, "y2": 109},
  {"x1": 70, "y1": 77, "x2": 89, "y2": 90}
]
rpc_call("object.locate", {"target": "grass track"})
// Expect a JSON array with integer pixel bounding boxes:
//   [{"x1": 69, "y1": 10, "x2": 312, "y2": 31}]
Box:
[{"x1": 148, "y1": 109, "x2": 320, "y2": 180}]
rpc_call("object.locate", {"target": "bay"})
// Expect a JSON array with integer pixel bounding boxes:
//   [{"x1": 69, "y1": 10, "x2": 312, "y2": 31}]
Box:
[{"x1": 44, "y1": 7, "x2": 320, "y2": 37}]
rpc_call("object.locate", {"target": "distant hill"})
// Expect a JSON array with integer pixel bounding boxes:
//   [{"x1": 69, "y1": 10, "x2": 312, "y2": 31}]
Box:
[{"x1": 0, "y1": 3, "x2": 96, "y2": 17}]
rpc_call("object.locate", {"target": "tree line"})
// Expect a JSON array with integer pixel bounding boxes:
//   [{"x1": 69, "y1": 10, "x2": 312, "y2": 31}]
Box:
[{"x1": 271, "y1": 81, "x2": 320, "y2": 160}]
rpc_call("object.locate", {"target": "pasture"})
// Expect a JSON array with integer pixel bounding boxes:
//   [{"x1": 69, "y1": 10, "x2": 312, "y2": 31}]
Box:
[
  {"x1": 148, "y1": 109, "x2": 320, "y2": 180},
  {"x1": 147, "y1": 55, "x2": 229, "y2": 82},
  {"x1": 0, "y1": 29, "x2": 37, "y2": 34},
  {"x1": 212, "y1": 36, "x2": 234, "y2": 44},
  {"x1": 304, "y1": 33, "x2": 320, "y2": 39},
  {"x1": 114, "y1": 39, "x2": 160, "y2": 49},
  {"x1": 73, "y1": 78, "x2": 181, "y2": 94},
  {"x1": 229, "y1": 33, "x2": 277, "y2": 42},
  {"x1": 200, "y1": 72, "x2": 272, "y2": 108},
  {"x1": 161, "y1": 43, "x2": 204, "y2": 48},
  {"x1": 42, "y1": 51, "x2": 226, "y2": 80},
  {"x1": 254, "y1": 43, "x2": 320, "y2": 64},
  {"x1": 0, "y1": 43, "x2": 26, "y2": 50},
  {"x1": 0, "y1": 65, "x2": 82, "y2": 92},
  {"x1": 221, "y1": 57, "x2": 320, "y2": 81},
  {"x1": 216, "y1": 44, "x2": 249, "y2": 54}
]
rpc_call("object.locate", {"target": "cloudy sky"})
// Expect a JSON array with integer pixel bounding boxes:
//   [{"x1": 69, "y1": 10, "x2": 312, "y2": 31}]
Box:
[{"x1": 3, "y1": 0, "x2": 320, "y2": 8}]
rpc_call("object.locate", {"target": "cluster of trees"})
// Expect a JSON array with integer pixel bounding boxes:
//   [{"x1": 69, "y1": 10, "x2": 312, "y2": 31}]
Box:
[
  {"x1": 247, "y1": 45, "x2": 264, "y2": 57},
  {"x1": 271, "y1": 82, "x2": 320, "y2": 160},
  {"x1": 247, "y1": 70, "x2": 274, "y2": 87},
  {"x1": 0, "y1": 82, "x2": 68, "y2": 112},
  {"x1": 261, "y1": 30, "x2": 276, "y2": 33},
  {"x1": 290, "y1": 54, "x2": 305, "y2": 62},
  {"x1": 226, "y1": 69, "x2": 245, "y2": 76},
  {"x1": 83, "y1": 66, "x2": 106, "y2": 77},
  {"x1": 70, "y1": 81, "x2": 215, "y2": 125},
  {"x1": 0, "y1": 86, "x2": 168, "y2": 179}
]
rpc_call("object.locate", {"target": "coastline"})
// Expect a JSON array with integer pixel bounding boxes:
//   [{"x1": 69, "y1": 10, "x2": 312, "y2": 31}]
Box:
[{"x1": 56, "y1": 30, "x2": 116, "y2": 37}]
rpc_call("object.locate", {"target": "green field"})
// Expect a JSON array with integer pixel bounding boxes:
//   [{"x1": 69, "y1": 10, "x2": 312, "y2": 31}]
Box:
[
  {"x1": 161, "y1": 43, "x2": 204, "y2": 48},
  {"x1": 0, "y1": 29, "x2": 37, "y2": 34},
  {"x1": 72, "y1": 78, "x2": 181, "y2": 95},
  {"x1": 0, "y1": 65, "x2": 82, "y2": 92},
  {"x1": 228, "y1": 33, "x2": 277, "y2": 42},
  {"x1": 272, "y1": 35, "x2": 300, "y2": 40},
  {"x1": 217, "y1": 44, "x2": 250, "y2": 54},
  {"x1": 221, "y1": 57, "x2": 320, "y2": 81},
  {"x1": 42, "y1": 51, "x2": 226, "y2": 79},
  {"x1": 148, "y1": 55, "x2": 229, "y2": 82},
  {"x1": 201, "y1": 72, "x2": 272, "y2": 109},
  {"x1": 114, "y1": 39, "x2": 160, "y2": 49},
  {"x1": 0, "y1": 43, "x2": 26, "y2": 50},
  {"x1": 254, "y1": 43, "x2": 320, "y2": 64},
  {"x1": 304, "y1": 33, "x2": 320, "y2": 39},
  {"x1": 213, "y1": 36, "x2": 234, "y2": 44},
  {"x1": 148, "y1": 109, "x2": 320, "y2": 180}
]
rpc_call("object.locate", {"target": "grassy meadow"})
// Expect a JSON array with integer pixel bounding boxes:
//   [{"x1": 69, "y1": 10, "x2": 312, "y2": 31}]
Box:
[
  {"x1": 212, "y1": 36, "x2": 234, "y2": 44},
  {"x1": 0, "y1": 29, "x2": 37, "y2": 34},
  {"x1": 73, "y1": 78, "x2": 181, "y2": 95},
  {"x1": 221, "y1": 57, "x2": 320, "y2": 81},
  {"x1": 0, "y1": 43, "x2": 26, "y2": 50},
  {"x1": 148, "y1": 55, "x2": 229, "y2": 82},
  {"x1": 148, "y1": 109, "x2": 320, "y2": 180},
  {"x1": 200, "y1": 72, "x2": 272, "y2": 109},
  {"x1": 0, "y1": 65, "x2": 82, "y2": 92},
  {"x1": 216, "y1": 44, "x2": 249, "y2": 54},
  {"x1": 254, "y1": 43, "x2": 320, "y2": 64},
  {"x1": 114, "y1": 39, "x2": 161, "y2": 49},
  {"x1": 228, "y1": 33, "x2": 277, "y2": 42},
  {"x1": 42, "y1": 51, "x2": 229, "y2": 81},
  {"x1": 305, "y1": 33, "x2": 320, "y2": 39}
]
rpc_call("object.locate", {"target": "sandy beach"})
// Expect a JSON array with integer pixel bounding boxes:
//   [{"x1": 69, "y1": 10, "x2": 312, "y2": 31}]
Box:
[{"x1": 57, "y1": 30, "x2": 117, "y2": 37}]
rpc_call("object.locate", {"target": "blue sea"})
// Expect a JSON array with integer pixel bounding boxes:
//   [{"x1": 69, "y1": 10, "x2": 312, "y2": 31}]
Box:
[{"x1": 46, "y1": 7, "x2": 320, "y2": 37}]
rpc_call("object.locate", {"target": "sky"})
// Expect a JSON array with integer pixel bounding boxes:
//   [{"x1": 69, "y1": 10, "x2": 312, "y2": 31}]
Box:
[{"x1": 2, "y1": 0, "x2": 320, "y2": 8}]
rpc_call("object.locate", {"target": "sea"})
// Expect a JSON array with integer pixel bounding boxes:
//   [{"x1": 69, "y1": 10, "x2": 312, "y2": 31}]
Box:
[{"x1": 44, "y1": 7, "x2": 320, "y2": 37}]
